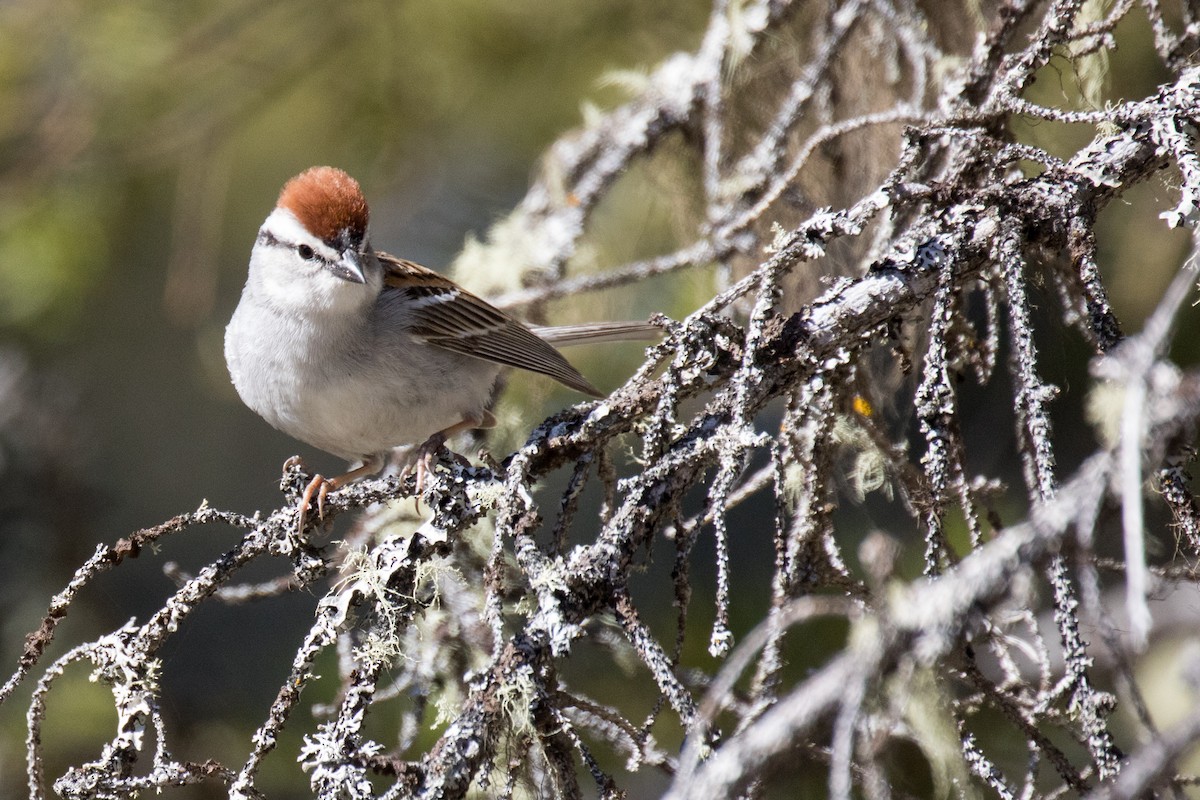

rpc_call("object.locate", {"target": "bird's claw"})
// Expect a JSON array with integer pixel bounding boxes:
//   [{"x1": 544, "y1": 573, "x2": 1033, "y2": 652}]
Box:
[
  {"x1": 281, "y1": 455, "x2": 311, "y2": 495},
  {"x1": 295, "y1": 473, "x2": 334, "y2": 532},
  {"x1": 399, "y1": 434, "x2": 450, "y2": 508}
]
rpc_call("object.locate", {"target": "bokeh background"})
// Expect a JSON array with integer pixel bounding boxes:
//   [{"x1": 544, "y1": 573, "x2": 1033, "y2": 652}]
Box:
[
  {"x1": 1, "y1": 0, "x2": 1197, "y2": 797},
  {"x1": 0, "y1": 2, "x2": 709, "y2": 795}
]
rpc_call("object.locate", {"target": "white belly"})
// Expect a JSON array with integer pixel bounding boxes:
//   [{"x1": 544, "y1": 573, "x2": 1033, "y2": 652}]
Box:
[{"x1": 225, "y1": 304, "x2": 499, "y2": 461}]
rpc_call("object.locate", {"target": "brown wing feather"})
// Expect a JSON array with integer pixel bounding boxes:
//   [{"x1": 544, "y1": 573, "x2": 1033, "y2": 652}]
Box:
[{"x1": 379, "y1": 253, "x2": 601, "y2": 396}]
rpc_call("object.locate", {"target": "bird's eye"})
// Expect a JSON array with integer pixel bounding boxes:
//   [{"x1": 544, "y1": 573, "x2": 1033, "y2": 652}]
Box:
[{"x1": 297, "y1": 244, "x2": 316, "y2": 260}]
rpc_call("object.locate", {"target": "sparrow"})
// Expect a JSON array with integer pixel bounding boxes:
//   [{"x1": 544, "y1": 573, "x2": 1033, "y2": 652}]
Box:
[{"x1": 225, "y1": 166, "x2": 655, "y2": 528}]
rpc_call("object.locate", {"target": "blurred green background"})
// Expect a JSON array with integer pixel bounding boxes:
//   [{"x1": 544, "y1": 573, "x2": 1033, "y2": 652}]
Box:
[
  {"x1": 0, "y1": 1, "x2": 708, "y2": 795},
  {"x1": 2, "y1": 0, "x2": 1199, "y2": 797}
]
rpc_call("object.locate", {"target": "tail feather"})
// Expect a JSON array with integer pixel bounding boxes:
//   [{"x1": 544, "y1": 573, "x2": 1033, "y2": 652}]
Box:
[{"x1": 532, "y1": 321, "x2": 661, "y2": 347}]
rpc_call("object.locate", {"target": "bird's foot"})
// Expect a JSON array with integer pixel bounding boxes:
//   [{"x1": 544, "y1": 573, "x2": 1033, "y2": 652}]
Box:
[
  {"x1": 401, "y1": 433, "x2": 447, "y2": 501},
  {"x1": 296, "y1": 472, "x2": 335, "y2": 532},
  {"x1": 283, "y1": 455, "x2": 381, "y2": 533}
]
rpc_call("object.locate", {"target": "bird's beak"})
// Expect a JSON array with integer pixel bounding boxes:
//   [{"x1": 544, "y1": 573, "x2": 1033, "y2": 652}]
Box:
[{"x1": 329, "y1": 250, "x2": 366, "y2": 284}]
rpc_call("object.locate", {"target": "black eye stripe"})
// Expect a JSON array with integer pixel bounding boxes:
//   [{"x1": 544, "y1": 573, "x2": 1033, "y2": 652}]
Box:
[
  {"x1": 257, "y1": 229, "x2": 291, "y2": 250},
  {"x1": 257, "y1": 231, "x2": 331, "y2": 265}
]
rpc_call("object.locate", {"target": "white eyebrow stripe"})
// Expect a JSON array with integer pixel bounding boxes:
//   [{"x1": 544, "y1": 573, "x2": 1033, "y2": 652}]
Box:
[
  {"x1": 260, "y1": 208, "x2": 340, "y2": 260},
  {"x1": 262, "y1": 207, "x2": 312, "y2": 241}
]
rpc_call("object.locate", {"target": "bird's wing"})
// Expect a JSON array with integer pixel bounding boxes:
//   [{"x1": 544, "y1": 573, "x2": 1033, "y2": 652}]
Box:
[{"x1": 378, "y1": 253, "x2": 600, "y2": 396}]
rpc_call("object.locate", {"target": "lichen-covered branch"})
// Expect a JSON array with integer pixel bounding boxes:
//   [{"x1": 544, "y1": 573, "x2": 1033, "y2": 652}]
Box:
[{"x1": 8, "y1": 0, "x2": 1200, "y2": 797}]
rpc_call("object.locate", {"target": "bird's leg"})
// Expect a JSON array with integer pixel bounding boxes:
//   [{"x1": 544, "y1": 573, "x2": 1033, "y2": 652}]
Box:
[
  {"x1": 290, "y1": 454, "x2": 384, "y2": 532},
  {"x1": 406, "y1": 410, "x2": 497, "y2": 497}
]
